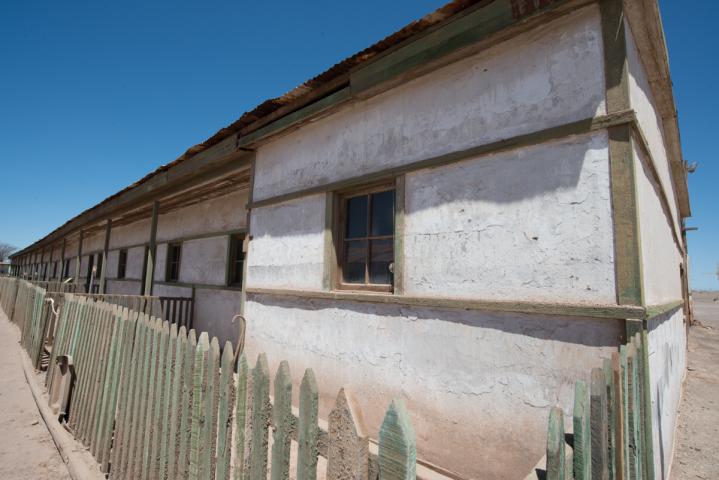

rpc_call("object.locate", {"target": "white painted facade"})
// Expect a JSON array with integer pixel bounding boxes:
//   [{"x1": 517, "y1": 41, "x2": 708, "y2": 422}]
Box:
[{"x1": 12, "y1": 3, "x2": 690, "y2": 479}]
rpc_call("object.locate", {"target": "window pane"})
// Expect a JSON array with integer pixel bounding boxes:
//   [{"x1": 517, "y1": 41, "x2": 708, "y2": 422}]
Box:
[
  {"x1": 345, "y1": 195, "x2": 368, "y2": 239},
  {"x1": 369, "y1": 239, "x2": 393, "y2": 285},
  {"x1": 343, "y1": 240, "x2": 367, "y2": 284},
  {"x1": 370, "y1": 190, "x2": 395, "y2": 236}
]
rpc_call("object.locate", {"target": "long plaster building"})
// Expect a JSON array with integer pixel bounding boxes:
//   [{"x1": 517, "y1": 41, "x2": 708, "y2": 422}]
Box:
[{"x1": 10, "y1": 0, "x2": 691, "y2": 477}]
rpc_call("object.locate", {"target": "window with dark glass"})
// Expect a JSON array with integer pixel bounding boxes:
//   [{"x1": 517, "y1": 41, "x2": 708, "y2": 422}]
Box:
[
  {"x1": 339, "y1": 187, "x2": 395, "y2": 290},
  {"x1": 166, "y1": 243, "x2": 182, "y2": 282},
  {"x1": 117, "y1": 249, "x2": 127, "y2": 279},
  {"x1": 52, "y1": 261, "x2": 58, "y2": 279},
  {"x1": 63, "y1": 258, "x2": 71, "y2": 279},
  {"x1": 228, "y1": 234, "x2": 245, "y2": 287}
]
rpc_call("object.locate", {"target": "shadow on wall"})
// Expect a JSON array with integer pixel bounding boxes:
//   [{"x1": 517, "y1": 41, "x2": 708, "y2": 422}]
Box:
[
  {"x1": 247, "y1": 292, "x2": 623, "y2": 348},
  {"x1": 252, "y1": 132, "x2": 602, "y2": 242}
]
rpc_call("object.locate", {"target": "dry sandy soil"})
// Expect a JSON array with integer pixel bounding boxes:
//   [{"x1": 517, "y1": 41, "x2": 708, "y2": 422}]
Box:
[
  {"x1": 670, "y1": 291, "x2": 719, "y2": 480},
  {"x1": 0, "y1": 311, "x2": 70, "y2": 480}
]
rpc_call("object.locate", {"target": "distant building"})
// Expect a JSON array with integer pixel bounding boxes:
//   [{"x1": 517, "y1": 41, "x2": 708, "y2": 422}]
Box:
[
  {"x1": 9, "y1": 1, "x2": 690, "y2": 477},
  {"x1": 0, "y1": 262, "x2": 9, "y2": 275}
]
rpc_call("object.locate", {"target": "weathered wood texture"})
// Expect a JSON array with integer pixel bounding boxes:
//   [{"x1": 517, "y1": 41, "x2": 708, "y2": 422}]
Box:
[
  {"x1": 544, "y1": 331, "x2": 658, "y2": 480},
  {"x1": 0, "y1": 278, "x2": 420, "y2": 480}
]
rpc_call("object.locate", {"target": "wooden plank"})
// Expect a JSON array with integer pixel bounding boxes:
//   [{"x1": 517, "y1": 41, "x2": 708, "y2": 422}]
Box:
[
  {"x1": 546, "y1": 406, "x2": 565, "y2": 480},
  {"x1": 177, "y1": 329, "x2": 197, "y2": 480},
  {"x1": 93, "y1": 305, "x2": 122, "y2": 465},
  {"x1": 620, "y1": 346, "x2": 630, "y2": 480},
  {"x1": 167, "y1": 325, "x2": 187, "y2": 480},
  {"x1": 270, "y1": 361, "x2": 293, "y2": 480},
  {"x1": 245, "y1": 284, "x2": 646, "y2": 321},
  {"x1": 327, "y1": 388, "x2": 369, "y2": 480},
  {"x1": 612, "y1": 352, "x2": 625, "y2": 480},
  {"x1": 640, "y1": 330, "x2": 655, "y2": 480},
  {"x1": 216, "y1": 342, "x2": 235, "y2": 480},
  {"x1": 591, "y1": 368, "x2": 609, "y2": 480},
  {"x1": 378, "y1": 399, "x2": 416, "y2": 480},
  {"x1": 604, "y1": 358, "x2": 617, "y2": 480},
  {"x1": 297, "y1": 369, "x2": 319, "y2": 480},
  {"x1": 159, "y1": 322, "x2": 179, "y2": 480},
  {"x1": 249, "y1": 353, "x2": 271, "y2": 480},
  {"x1": 202, "y1": 337, "x2": 221, "y2": 480},
  {"x1": 189, "y1": 332, "x2": 210, "y2": 480},
  {"x1": 130, "y1": 315, "x2": 154, "y2": 480},
  {"x1": 114, "y1": 311, "x2": 144, "y2": 479},
  {"x1": 233, "y1": 355, "x2": 249, "y2": 480},
  {"x1": 149, "y1": 320, "x2": 170, "y2": 480},
  {"x1": 84, "y1": 304, "x2": 114, "y2": 448},
  {"x1": 627, "y1": 345, "x2": 641, "y2": 480},
  {"x1": 141, "y1": 317, "x2": 162, "y2": 479},
  {"x1": 573, "y1": 380, "x2": 590, "y2": 480}
]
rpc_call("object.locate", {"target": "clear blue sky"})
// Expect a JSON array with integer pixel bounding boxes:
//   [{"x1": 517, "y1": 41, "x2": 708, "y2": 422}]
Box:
[{"x1": 0, "y1": 1, "x2": 716, "y2": 290}]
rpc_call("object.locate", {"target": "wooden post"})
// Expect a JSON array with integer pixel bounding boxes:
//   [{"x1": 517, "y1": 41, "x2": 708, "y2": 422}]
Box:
[
  {"x1": 327, "y1": 388, "x2": 369, "y2": 480},
  {"x1": 144, "y1": 201, "x2": 159, "y2": 296},
  {"x1": 574, "y1": 380, "x2": 590, "y2": 480},
  {"x1": 271, "y1": 361, "x2": 293, "y2": 480},
  {"x1": 48, "y1": 245, "x2": 54, "y2": 281},
  {"x1": 378, "y1": 399, "x2": 416, "y2": 480},
  {"x1": 591, "y1": 368, "x2": 609, "y2": 480},
  {"x1": 546, "y1": 407, "x2": 565, "y2": 480},
  {"x1": 75, "y1": 230, "x2": 84, "y2": 285},
  {"x1": 298, "y1": 369, "x2": 319, "y2": 480},
  {"x1": 99, "y1": 219, "x2": 112, "y2": 294},
  {"x1": 60, "y1": 238, "x2": 66, "y2": 280}
]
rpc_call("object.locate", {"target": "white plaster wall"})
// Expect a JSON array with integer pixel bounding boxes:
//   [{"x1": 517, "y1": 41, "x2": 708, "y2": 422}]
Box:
[
  {"x1": 626, "y1": 21, "x2": 682, "y2": 242},
  {"x1": 193, "y1": 289, "x2": 243, "y2": 347},
  {"x1": 125, "y1": 246, "x2": 145, "y2": 280},
  {"x1": 405, "y1": 131, "x2": 615, "y2": 303},
  {"x1": 156, "y1": 190, "x2": 248, "y2": 242},
  {"x1": 109, "y1": 218, "x2": 151, "y2": 249},
  {"x1": 154, "y1": 243, "x2": 168, "y2": 282},
  {"x1": 106, "y1": 250, "x2": 119, "y2": 279},
  {"x1": 106, "y1": 279, "x2": 141, "y2": 295},
  {"x1": 83, "y1": 232, "x2": 104, "y2": 253},
  {"x1": 247, "y1": 194, "x2": 325, "y2": 290},
  {"x1": 179, "y1": 237, "x2": 228, "y2": 286},
  {"x1": 253, "y1": 6, "x2": 606, "y2": 202},
  {"x1": 647, "y1": 308, "x2": 686, "y2": 479},
  {"x1": 245, "y1": 295, "x2": 622, "y2": 479},
  {"x1": 634, "y1": 142, "x2": 683, "y2": 305}
]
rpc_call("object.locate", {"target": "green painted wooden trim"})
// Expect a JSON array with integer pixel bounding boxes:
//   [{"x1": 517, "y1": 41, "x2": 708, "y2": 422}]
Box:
[
  {"x1": 574, "y1": 380, "x2": 590, "y2": 480},
  {"x1": 245, "y1": 287, "x2": 646, "y2": 320},
  {"x1": 640, "y1": 329, "x2": 656, "y2": 480},
  {"x1": 393, "y1": 175, "x2": 405, "y2": 296},
  {"x1": 608, "y1": 124, "x2": 644, "y2": 306},
  {"x1": 239, "y1": 87, "x2": 351, "y2": 147},
  {"x1": 600, "y1": 0, "x2": 631, "y2": 113},
  {"x1": 590, "y1": 368, "x2": 609, "y2": 480},
  {"x1": 297, "y1": 369, "x2": 319, "y2": 480},
  {"x1": 322, "y1": 192, "x2": 337, "y2": 291},
  {"x1": 270, "y1": 361, "x2": 293, "y2": 480},
  {"x1": 546, "y1": 406, "x2": 565, "y2": 480},
  {"x1": 601, "y1": 0, "x2": 644, "y2": 309},
  {"x1": 144, "y1": 201, "x2": 159, "y2": 296},
  {"x1": 249, "y1": 110, "x2": 636, "y2": 210},
  {"x1": 378, "y1": 399, "x2": 416, "y2": 480},
  {"x1": 644, "y1": 300, "x2": 683, "y2": 320}
]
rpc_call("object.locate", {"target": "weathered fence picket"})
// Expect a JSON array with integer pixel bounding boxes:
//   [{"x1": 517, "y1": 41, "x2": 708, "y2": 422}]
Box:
[
  {"x1": 2, "y1": 279, "x2": 433, "y2": 480},
  {"x1": 546, "y1": 406, "x2": 565, "y2": 480}
]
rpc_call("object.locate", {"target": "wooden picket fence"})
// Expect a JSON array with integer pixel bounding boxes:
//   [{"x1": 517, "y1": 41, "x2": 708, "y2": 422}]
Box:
[
  {"x1": 3, "y1": 278, "x2": 418, "y2": 480},
  {"x1": 76, "y1": 293, "x2": 194, "y2": 330},
  {"x1": 546, "y1": 330, "x2": 654, "y2": 480}
]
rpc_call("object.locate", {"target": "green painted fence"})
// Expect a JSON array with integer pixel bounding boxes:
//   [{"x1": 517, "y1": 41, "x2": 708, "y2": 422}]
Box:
[
  {"x1": 546, "y1": 331, "x2": 655, "y2": 480},
  {"x1": 1, "y1": 278, "x2": 418, "y2": 480}
]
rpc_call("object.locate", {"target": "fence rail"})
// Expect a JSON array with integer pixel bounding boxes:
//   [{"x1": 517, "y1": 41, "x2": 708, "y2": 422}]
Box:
[
  {"x1": 76, "y1": 293, "x2": 194, "y2": 330},
  {"x1": 0, "y1": 277, "x2": 417, "y2": 480}
]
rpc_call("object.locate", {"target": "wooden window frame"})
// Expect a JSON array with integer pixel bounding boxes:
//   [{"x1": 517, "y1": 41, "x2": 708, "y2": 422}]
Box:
[
  {"x1": 335, "y1": 182, "x2": 396, "y2": 293},
  {"x1": 165, "y1": 242, "x2": 182, "y2": 283},
  {"x1": 226, "y1": 234, "x2": 246, "y2": 288},
  {"x1": 117, "y1": 249, "x2": 127, "y2": 279}
]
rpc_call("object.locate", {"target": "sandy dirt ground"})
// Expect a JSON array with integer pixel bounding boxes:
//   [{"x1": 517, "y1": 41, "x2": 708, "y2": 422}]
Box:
[
  {"x1": 0, "y1": 310, "x2": 70, "y2": 480},
  {"x1": 670, "y1": 291, "x2": 719, "y2": 480}
]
